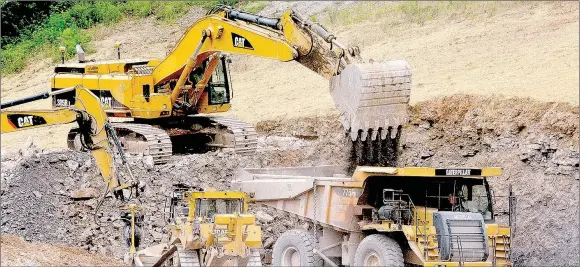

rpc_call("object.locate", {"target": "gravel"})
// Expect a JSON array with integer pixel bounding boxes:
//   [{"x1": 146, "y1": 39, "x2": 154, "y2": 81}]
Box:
[{"x1": 1, "y1": 95, "x2": 577, "y2": 265}]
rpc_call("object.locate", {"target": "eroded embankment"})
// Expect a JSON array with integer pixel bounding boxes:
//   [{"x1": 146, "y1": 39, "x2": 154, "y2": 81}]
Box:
[
  {"x1": 1, "y1": 95, "x2": 578, "y2": 266},
  {"x1": 0, "y1": 235, "x2": 124, "y2": 266}
]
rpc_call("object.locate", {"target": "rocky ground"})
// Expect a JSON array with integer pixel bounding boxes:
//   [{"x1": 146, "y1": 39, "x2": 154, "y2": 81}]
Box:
[
  {"x1": 1, "y1": 95, "x2": 578, "y2": 266},
  {"x1": 0, "y1": 235, "x2": 123, "y2": 266}
]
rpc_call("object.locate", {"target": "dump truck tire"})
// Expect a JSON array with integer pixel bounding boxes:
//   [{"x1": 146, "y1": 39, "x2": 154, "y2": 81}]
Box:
[
  {"x1": 272, "y1": 229, "x2": 322, "y2": 266},
  {"x1": 354, "y1": 234, "x2": 404, "y2": 267}
]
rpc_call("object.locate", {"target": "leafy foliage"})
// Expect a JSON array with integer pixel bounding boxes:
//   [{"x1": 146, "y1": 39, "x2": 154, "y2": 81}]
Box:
[{"x1": 1, "y1": 0, "x2": 252, "y2": 74}]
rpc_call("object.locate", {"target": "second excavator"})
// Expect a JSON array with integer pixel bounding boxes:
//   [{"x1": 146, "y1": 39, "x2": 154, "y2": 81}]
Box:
[{"x1": 50, "y1": 5, "x2": 412, "y2": 165}]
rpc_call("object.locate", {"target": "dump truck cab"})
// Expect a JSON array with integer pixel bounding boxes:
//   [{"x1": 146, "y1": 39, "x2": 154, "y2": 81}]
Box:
[{"x1": 235, "y1": 165, "x2": 513, "y2": 267}]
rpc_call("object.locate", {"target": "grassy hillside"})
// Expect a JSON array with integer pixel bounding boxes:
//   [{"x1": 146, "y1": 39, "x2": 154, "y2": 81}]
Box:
[
  {"x1": 1, "y1": 1, "x2": 577, "y2": 149},
  {"x1": 0, "y1": 1, "x2": 241, "y2": 74}
]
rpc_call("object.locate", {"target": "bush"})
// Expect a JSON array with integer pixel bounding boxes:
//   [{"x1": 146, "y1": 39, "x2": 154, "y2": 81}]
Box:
[
  {"x1": 93, "y1": 1, "x2": 122, "y2": 26},
  {"x1": 152, "y1": 1, "x2": 191, "y2": 22},
  {"x1": 121, "y1": 1, "x2": 153, "y2": 18},
  {"x1": 49, "y1": 27, "x2": 93, "y2": 61},
  {"x1": 68, "y1": 2, "x2": 94, "y2": 29},
  {"x1": 1, "y1": 41, "x2": 34, "y2": 73},
  {"x1": 1, "y1": 0, "x2": 241, "y2": 74},
  {"x1": 68, "y1": 1, "x2": 122, "y2": 29}
]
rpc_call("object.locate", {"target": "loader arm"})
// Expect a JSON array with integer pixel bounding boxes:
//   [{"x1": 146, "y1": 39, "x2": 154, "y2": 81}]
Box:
[
  {"x1": 155, "y1": 6, "x2": 412, "y2": 166},
  {"x1": 1, "y1": 86, "x2": 132, "y2": 193}
]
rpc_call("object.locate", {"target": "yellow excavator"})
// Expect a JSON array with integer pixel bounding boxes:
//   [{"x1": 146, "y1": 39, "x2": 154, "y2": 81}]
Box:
[
  {"x1": 0, "y1": 85, "x2": 143, "y2": 258},
  {"x1": 51, "y1": 5, "x2": 412, "y2": 166},
  {"x1": 1, "y1": 85, "x2": 137, "y2": 198},
  {"x1": 1, "y1": 85, "x2": 144, "y2": 250}
]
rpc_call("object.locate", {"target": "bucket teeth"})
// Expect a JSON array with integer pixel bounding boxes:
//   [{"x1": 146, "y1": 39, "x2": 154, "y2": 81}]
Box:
[
  {"x1": 380, "y1": 128, "x2": 388, "y2": 140},
  {"x1": 330, "y1": 60, "x2": 412, "y2": 142},
  {"x1": 333, "y1": 60, "x2": 410, "y2": 168},
  {"x1": 370, "y1": 129, "x2": 378, "y2": 140}
]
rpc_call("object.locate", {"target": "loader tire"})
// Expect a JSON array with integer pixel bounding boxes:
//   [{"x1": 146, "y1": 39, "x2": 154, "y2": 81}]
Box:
[
  {"x1": 354, "y1": 234, "x2": 404, "y2": 267},
  {"x1": 123, "y1": 224, "x2": 142, "y2": 249},
  {"x1": 272, "y1": 229, "x2": 322, "y2": 267}
]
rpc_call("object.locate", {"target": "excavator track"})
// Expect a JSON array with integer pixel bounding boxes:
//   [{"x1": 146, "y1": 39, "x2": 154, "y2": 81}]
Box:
[
  {"x1": 197, "y1": 115, "x2": 259, "y2": 156},
  {"x1": 67, "y1": 123, "x2": 173, "y2": 164},
  {"x1": 68, "y1": 116, "x2": 257, "y2": 163},
  {"x1": 112, "y1": 123, "x2": 173, "y2": 164},
  {"x1": 176, "y1": 246, "x2": 201, "y2": 267}
]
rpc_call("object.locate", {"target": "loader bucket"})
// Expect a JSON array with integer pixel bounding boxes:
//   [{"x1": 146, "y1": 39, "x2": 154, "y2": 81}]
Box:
[{"x1": 330, "y1": 60, "x2": 412, "y2": 142}]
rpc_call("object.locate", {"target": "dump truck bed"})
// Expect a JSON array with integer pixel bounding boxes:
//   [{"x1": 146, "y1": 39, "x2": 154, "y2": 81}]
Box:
[
  {"x1": 234, "y1": 165, "x2": 501, "y2": 232},
  {"x1": 234, "y1": 165, "x2": 356, "y2": 200},
  {"x1": 234, "y1": 165, "x2": 367, "y2": 231}
]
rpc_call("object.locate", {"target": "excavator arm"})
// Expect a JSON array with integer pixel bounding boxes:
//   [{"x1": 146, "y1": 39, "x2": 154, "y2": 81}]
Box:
[
  {"x1": 1, "y1": 85, "x2": 135, "y2": 195},
  {"x1": 155, "y1": 6, "x2": 412, "y2": 166}
]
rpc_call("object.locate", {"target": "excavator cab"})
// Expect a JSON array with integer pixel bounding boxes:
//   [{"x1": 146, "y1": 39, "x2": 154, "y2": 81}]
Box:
[
  {"x1": 207, "y1": 56, "x2": 231, "y2": 106},
  {"x1": 183, "y1": 55, "x2": 232, "y2": 110}
]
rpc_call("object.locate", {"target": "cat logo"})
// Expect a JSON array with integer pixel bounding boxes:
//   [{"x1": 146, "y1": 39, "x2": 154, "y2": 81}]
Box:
[
  {"x1": 100, "y1": 96, "x2": 113, "y2": 109},
  {"x1": 435, "y1": 169, "x2": 482, "y2": 176},
  {"x1": 231, "y1": 33, "x2": 254, "y2": 50},
  {"x1": 6, "y1": 114, "x2": 47, "y2": 129},
  {"x1": 214, "y1": 228, "x2": 226, "y2": 236},
  {"x1": 17, "y1": 115, "x2": 35, "y2": 127}
]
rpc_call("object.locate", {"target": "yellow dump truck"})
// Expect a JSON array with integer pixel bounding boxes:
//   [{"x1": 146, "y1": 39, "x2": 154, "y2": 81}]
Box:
[{"x1": 234, "y1": 165, "x2": 513, "y2": 267}]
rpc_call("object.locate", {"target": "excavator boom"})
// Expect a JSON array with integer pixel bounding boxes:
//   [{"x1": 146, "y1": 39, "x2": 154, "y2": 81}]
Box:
[
  {"x1": 1, "y1": 86, "x2": 132, "y2": 192},
  {"x1": 154, "y1": 6, "x2": 411, "y2": 165},
  {"x1": 48, "y1": 5, "x2": 411, "y2": 166}
]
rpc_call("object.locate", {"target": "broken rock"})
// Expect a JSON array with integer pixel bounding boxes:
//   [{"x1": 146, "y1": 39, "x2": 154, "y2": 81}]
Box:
[
  {"x1": 66, "y1": 160, "x2": 79, "y2": 171},
  {"x1": 255, "y1": 210, "x2": 275, "y2": 223},
  {"x1": 32, "y1": 191, "x2": 42, "y2": 198},
  {"x1": 70, "y1": 188, "x2": 100, "y2": 200},
  {"x1": 143, "y1": 156, "x2": 155, "y2": 171},
  {"x1": 420, "y1": 150, "x2": 433, "y2": 159},
  {"x1": 263, "y1": 237, "x2": 275, "y2": 249}
]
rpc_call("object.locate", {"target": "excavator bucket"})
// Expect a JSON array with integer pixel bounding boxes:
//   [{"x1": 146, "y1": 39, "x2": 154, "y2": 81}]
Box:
[
  {"x1": 330, "y1": 60, "x2": 411, "y2": 167},
  {"x1": 330, "y1": 60, "x2": 412, "y2": 142}
]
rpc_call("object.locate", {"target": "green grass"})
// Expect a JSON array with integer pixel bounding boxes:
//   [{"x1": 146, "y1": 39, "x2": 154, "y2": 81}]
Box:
[
  {"x1": 240, "y1": 1, "x2": 268, "y2": 14},
  {"x1": 1, "y1": 0, "x2": 243, "y2": 75},
  {"x1": 316, "y1": 1, "x2": 517, "y2": 28}
]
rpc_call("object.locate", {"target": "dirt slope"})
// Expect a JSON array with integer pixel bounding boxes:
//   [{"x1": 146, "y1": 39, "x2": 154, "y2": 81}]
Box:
[
  {"x1": 256, "y1": 95, "x2": 580, "y2": 266},
  {"x1": 1, "y1": 2, "x2": 578, "y2": 149},
  {"x1": 1, "y1": 95, "x2": 577, "y2": 266},
  {"x1": 0, "y1": 235, "x2": 125, "y2": 266},
  {"x1": 228, "y1": 1, "x2": 578, "y2": 123}
]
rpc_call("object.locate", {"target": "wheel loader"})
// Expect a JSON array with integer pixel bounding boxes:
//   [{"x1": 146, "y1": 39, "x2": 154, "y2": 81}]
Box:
[
  {"x1": 234, "y1": 165, "x2": 514, "y2": 267},
  {"x1": 50, "y1": 5, "x2": 412, "y2": 165},
  {"x1": 131, "y1": 188, "x2": 262, "y2": 267}
]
